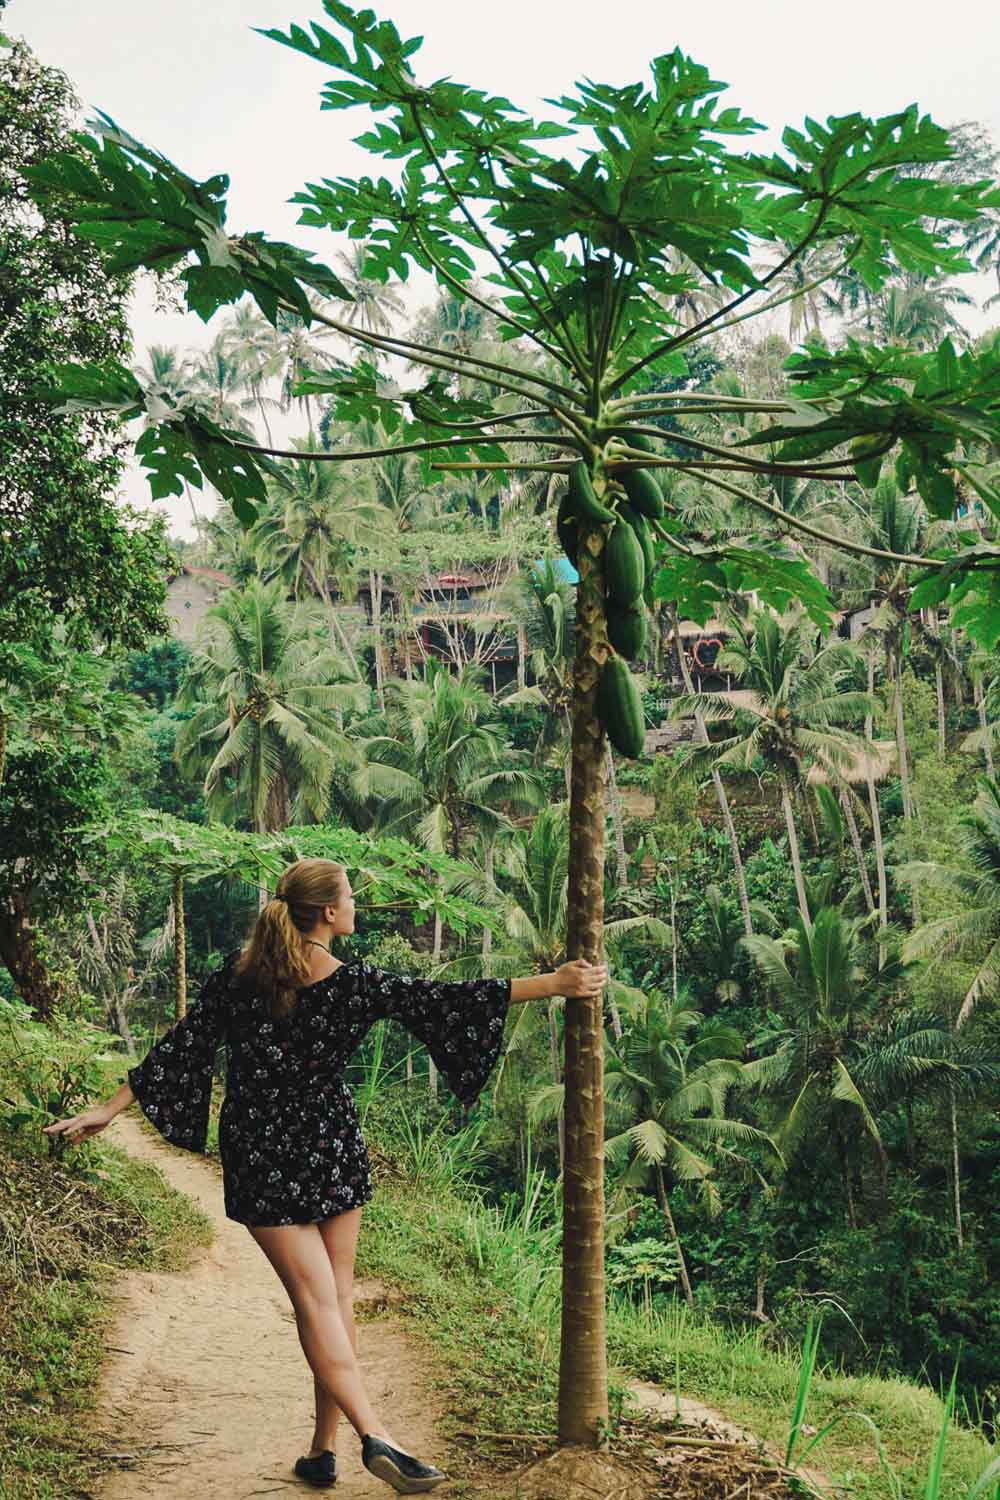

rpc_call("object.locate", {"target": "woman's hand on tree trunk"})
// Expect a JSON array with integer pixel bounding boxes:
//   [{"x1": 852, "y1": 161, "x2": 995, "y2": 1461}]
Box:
[{"x1": 551, "y1": 960, "x2": 608, "y2": 998}]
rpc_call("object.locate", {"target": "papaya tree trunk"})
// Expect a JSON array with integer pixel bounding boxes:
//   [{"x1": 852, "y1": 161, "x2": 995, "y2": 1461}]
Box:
[
  {"x1": 173, "y1": 871, "x2": 187, "y2": 1021},
  {"x1": 670, "y1": 606, "x2": 751, "y2": 936},
  {"x1": 560, "y1": 511, "x2": 609, "y2": 1447},
  {"x1": 780, "y1": 771, "x2": 810, "y2": 928}
]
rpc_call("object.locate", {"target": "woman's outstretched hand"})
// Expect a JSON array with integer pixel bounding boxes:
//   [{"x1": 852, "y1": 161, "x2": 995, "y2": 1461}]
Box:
[
  {"x1": 42, "y1": 1106, "x2": 113, "y2": 1147},
  {"x1": 551, "y1": 960, "x2": 608, "y2": 998}
]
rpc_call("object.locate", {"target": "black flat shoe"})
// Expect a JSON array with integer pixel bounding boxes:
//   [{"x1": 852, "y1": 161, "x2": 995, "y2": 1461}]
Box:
[
  {"x1": 294, "y1": 1449, "x2": 336, "y2": 1486},
  {"x1": 361, "y1": 1434, "x2": 447, "y2": 1494}
]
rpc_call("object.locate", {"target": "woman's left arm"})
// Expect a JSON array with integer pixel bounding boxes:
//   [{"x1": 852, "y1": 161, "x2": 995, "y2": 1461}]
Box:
[{"x1": 510, "y1": 960, "x2": 608, "y2": 1005}]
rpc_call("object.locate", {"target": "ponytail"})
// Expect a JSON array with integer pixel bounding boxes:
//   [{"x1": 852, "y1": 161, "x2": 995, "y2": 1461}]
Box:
[{"x1": 234, "y1": 858, "x2": 347, "y2": 1020}]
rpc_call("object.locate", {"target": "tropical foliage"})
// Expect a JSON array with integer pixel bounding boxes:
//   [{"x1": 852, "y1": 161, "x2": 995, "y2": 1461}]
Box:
[{"x1": 6, "y1": 6, "x2": 1000, "y2": 1475}]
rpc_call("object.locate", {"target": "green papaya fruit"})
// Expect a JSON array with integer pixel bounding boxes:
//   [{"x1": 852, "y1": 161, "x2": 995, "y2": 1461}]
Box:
[
  {"x1": 623, "y1": 465, "x2": 664, "y2": 520},
  {"x1": 604, "y1": 517, "x2": 645, "y2": 606},
  {"x1": 557, "y1": 490, "x2": 579, "y2": 567},
  {"x1": 621, "y1": 502, "x2": 655, "y2": 579},
  {"x1": 597, "y1": 656, "x2": 645, "y2": 759},
  {"x1": 606, "y1": 605, "x2": 648, "y2": 660},
  {"x1": 568, "y1": 460, "x2": 617, "y2": 525},
  {"x1": 617, "y1": 429, "x2": 655, "y2": 455}
]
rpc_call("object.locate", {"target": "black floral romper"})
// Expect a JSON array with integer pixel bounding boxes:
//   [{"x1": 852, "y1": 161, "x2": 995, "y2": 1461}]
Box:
[{"x1": 126, "y1": 955, "x2": 512, "y2": 1226}]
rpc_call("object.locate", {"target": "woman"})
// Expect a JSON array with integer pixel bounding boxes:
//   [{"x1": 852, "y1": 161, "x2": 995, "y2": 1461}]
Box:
[{"x1": 43, "y1": 857, "x2": 607, "y2": 1495}]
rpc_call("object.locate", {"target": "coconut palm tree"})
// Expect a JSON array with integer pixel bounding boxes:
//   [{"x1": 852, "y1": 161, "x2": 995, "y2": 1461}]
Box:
[
  {"x1": 175, "y1": 580, "x2": 366, "y2": 842},
  {"x1": 189, "y1": 334, "x2": 258, "y2": 433},
  {"x1": 334, "y1": 240, "x2": 406, "y2": 343},
  {"x1": 408, "y1": 286, "x2": 492, "y2": 362},
  {"x1": 134, "y1": 343, "x2": 193, "y2": 397},
  {"x1": 902, "y1": 778, "x2": 1000, "y2": 1030},
  {"x1": 271, "y1": 299, "x2": 342, "y2": 431},
  {"x1": 355, "y1": 661, "x2": 539, "y2": 855},
  {"x1": 134, "y1": 344, "x2": 205, "y2": 524},
  {"x1": 189, "y1": 503, "x2": 261, "y2": 585},
  {"x1": 252, "y1": 445, "x2": 390, "y2": 683},
  {"x1": 323, "y1": 413, "x2": 438, "y2": 704},
  {"x1": 752, "y1": 241, "x2": 846, "y2": 343},
  {"x1": 962, "y1": 650, "x2": 999, "y2": 780},
  {"x1": 853, "y1": 478, "x2": 962, "y2": 927},
  {"x1": 535, "y1": 988, "x2": 768, "y2": 1306},
  {"x1": 864, "y1": 276, "x2": 975, "y2": 350},
  {"x1": 667, "y1": 602, "x2": 754, "y2": 936},
  {"x1": 745, "y1": 904, "x2": 1000, "y2": 1228},
  {"x1": 662, "y1": 247, "x2": 731, "y2": 330},
  {"x1": 500, "y1": 556, "x2": 576, "y2": 776},
  {"x1": 354, "y1": 660, "x2": 542, "y2": 932},
  {"x1": 220, "y1": 301, "x2": 283, "y2": 444},
  {"x1": 901, "y1": 775, "x2": 1000, "y2": 1246},
  {"x1": 353, "y1": 661, "x2": 543, "y2": 1092},
  {"x1": 673, "y1": 610, "x2": 875, "y2": 928}
]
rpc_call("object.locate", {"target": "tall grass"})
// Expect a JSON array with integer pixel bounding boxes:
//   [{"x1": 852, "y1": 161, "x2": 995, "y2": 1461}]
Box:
[{"x1": 373, "y1": 1117, "x2": 1000, "y2": 1499}]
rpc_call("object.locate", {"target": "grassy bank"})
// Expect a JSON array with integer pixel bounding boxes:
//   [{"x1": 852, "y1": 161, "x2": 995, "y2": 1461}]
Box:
[
  {"x1": 357, "y1": 1099, "x2": 999, "y2": 1500},
  {"x1": 0, "y1": 1095, "x2": 216, "y2": 1500}
]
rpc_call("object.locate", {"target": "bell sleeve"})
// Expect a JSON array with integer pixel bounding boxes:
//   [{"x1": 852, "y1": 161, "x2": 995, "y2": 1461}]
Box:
[
  {"x1": 362, "y1": 966, "x2": 512, "y2": 1107},
  {"x1": 126, "y1": 956, "x2": 233, "y2": 1154}
]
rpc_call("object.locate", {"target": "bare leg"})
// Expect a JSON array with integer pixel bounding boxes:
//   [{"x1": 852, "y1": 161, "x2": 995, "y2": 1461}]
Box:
[
  {"x1": 247, "y1": 1220, "x2": 395, "y2": 1447},
  {"x1": 309, "y1": 1210, "x2": 362, "y2": 1455}
]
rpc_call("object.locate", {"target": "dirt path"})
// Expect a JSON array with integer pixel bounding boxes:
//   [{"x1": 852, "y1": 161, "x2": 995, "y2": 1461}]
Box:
[{"x1": 87, "y1": 1111, "x2": 453, "y2": 1498}]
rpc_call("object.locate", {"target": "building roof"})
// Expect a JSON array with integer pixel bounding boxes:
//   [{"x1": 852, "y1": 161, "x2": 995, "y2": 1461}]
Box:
[{"x1": 167, "y1": 563, "x2": 235, "y2": 587}]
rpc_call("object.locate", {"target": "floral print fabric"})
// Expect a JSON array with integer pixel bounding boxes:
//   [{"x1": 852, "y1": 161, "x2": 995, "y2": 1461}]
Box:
[{"x1": 126, "y1": 956, "x2": 511, "y2": 1226}]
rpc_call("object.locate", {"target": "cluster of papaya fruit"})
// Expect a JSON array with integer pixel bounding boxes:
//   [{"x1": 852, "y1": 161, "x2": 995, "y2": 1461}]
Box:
[{"x1": 556, "y1": 432, "x2": 664, "y2": 760}]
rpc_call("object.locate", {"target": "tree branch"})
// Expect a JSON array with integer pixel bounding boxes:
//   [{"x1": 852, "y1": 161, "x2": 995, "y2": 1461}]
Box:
[
  {"x1": 225, "y1": 431, "x2": 576, "y2": 463},
  {"x1": 613, "y1": 424, "x2": 883, "y2": 482},
  {"x1": 607, "y1": 214, "x2": 835, "y2": 395},
  {"x1": 413, "y1": 223, "x2": 576, "y2": 374},
  {"x1": 266, "y1": 283, "x2": 583, "y2": 405},
  {"x1": 697, "y1": 470, "x2": 949, "y2": 569},
  {"x1": 409, "y1": 107, "x2": 590, "y2": 381},
  {"x1": 610, "y1": 392, "x2": 794, "y2": 412},
  {"x1": 432, "y1": 459, "x2": 573, "y2": 473}
]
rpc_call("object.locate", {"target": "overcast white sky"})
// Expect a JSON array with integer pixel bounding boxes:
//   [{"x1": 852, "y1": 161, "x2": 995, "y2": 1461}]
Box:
[{"x1": 9, "y1": 0, "x2": 1000, "y2": 537}]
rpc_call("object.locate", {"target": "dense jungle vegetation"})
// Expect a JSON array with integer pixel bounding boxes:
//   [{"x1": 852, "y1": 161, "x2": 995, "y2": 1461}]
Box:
[{"x1": 4, "y1": 8, "x2": 1000, "y2": 1494}]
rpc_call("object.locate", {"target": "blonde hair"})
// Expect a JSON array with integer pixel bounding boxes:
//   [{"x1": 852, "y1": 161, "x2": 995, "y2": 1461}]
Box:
[{"x1": 235, "y1": 858, "x2": 348, "y2": 1020}]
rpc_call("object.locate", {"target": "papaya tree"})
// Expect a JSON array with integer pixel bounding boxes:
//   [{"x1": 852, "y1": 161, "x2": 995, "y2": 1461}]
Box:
[{"x1": 24, "y1": 4, "x2": 1000, "y2": 1447}]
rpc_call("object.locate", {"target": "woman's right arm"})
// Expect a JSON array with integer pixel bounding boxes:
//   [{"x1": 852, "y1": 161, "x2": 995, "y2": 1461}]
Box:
[
  {"x1": 42, "y1": 1080, "x2": 136, "y2": 1146},
  {"x1": 510, "y1": 960, "x2": 607, "y2": 1005}
]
